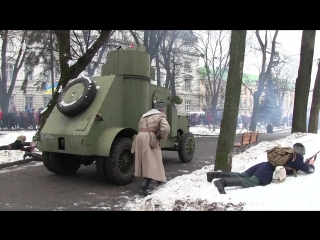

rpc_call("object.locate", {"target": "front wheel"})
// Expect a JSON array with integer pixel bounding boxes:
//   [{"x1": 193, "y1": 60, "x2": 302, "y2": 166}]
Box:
[{"x1": 178, "y1": 132, "x2": 195, "y2": 163}]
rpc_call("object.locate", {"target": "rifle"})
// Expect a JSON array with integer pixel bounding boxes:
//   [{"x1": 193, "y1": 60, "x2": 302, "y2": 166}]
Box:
[{"x1": 305, "y1": 150, "x2": 320, "y2": 162}]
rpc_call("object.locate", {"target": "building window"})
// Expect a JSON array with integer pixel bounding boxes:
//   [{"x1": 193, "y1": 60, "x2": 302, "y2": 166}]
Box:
[
  {"x1": 7, "y1": 42, "x2": 14, "y2": 52},
  {"x1": 43, "y1": 70, "x2": 51, "y2": 82},
  {"x1": 25, "y1": 66, "x2": 34, "y2": 81},
  {"x1": 185, "y1": 101, "x2": 191, "y2": 111},
  {"x1": 184, "y1": 61, "x2": 191, "y2": 72},
  {"x1": 6, "y1": 63, "x2": 14, "y2": 80},
  {"x1": 25, "y1": 96, "x2": 34, "y2": 109},
  {"x1": 43, "y1": 96, "x2": 51, "y2": 108},
  {"x1": 55, "y1": 64, "x2": 60, "y2": 78},
  {"x1": 9, "y1": 96, "x2": 14, "y2": 110},
  {"x1": 185, "y1": 78, "x2": 191, "y2": 91}
]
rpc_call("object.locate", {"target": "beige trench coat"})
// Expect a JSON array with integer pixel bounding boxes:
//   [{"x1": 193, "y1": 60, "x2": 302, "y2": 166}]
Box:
[{"x1": 133, "y1": 110, "x2": 171, "y2": 182}]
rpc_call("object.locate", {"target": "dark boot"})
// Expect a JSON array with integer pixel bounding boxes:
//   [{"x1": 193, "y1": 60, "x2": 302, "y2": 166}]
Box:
[
  {"x1": 214, "y1": 178, "x2": 243, "y2": 194},
  {"x1": 207, "y1": 172, "x2": 233, "y2": 182},
  {"x1": 138, "y1": 178, "x2": 153, "y2": 196},
  {"x1": 23, "y1": 152, "x2": 33, "y2": 160}
]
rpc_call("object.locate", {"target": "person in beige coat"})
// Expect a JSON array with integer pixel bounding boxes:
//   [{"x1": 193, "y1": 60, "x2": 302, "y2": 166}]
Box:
[{"x1": 133, "y1": 100, "x2": 171, "y2": 196}]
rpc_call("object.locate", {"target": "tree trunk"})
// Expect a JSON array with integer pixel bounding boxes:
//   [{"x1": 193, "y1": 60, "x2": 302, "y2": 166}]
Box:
[
  {"x1": 156, "y1": 53, "x2": 161, "y2": 86},
  {"x1": 292, "y1": 30, "x2": 316, "y2": 133},
  {"x1": 249, "y1": 91, "x2": 260, "y2": 131},
  {"x1": 249, "y1": 30, "x2": 278, "y2": 131},
  {"x1": 308, "y1": 59, "x2": 320, "y2": 133},
  {"x1": 211, "y1": 95, "x2": 218, "y2": 125},
  {"x1": 214, "y1": 30, "x2": 246, "y2": 172}
]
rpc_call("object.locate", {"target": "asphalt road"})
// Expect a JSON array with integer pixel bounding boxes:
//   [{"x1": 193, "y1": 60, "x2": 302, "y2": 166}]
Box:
[{"x1": 0, "y1": 130, "x2": 291, "y2": 211}]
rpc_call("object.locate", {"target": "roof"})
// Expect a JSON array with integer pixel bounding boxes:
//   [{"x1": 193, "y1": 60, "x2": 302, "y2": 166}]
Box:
[{"x1": 198, "y1": 67, "x2": 259, "y2": 83}]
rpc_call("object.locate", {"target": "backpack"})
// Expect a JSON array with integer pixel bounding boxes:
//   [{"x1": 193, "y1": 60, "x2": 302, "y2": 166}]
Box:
[{"x1": 266, "y1": 146, "x2": 298, "y2": 177}]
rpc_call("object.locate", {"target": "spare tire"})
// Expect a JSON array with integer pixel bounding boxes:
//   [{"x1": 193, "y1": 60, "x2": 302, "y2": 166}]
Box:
[{"x1": 57, "y1": 77, "x2": 97, "y2": 117}]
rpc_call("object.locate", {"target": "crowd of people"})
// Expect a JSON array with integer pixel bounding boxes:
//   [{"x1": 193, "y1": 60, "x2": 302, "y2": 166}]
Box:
[
  {"x1": 188, "y1": 112, "x2": 222, "y2": 127},
  {"x1": 187, "y1": 112, "x2": 295, "y2": 130},
  {"x1": 0, "y1": 105, "x2": 44, "y2": 131},
  {"x1": 188, "y1": 112, "x2": 249, "y2": 128}
]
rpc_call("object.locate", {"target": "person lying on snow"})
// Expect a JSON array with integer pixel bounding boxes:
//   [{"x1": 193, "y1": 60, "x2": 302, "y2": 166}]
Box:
[
  {"x1": 0, "y1": 135, "x2": 42, "y2": 161},
  {"x1": 207, "y1": 143, "x2": 315, "y2": 194}
]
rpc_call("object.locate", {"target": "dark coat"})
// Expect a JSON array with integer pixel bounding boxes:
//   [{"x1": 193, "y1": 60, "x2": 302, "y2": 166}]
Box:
[
  {"x1": 284, "y1": 153, "x2": 315, "y2": 175},
  {"x1": 0, "y1": 140, "x2": 31, "y2": 151},
  {"x1": 9, "y1": 140, "x2": 25, "y2": 150},
  {"x1": 245, "y1": 162, "x2": 275, "y2": 185}
]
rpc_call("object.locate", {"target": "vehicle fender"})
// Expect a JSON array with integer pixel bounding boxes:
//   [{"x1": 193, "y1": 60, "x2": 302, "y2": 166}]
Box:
[{"x1": 94, "y1": 127, "x2": 125, "y2": 156}]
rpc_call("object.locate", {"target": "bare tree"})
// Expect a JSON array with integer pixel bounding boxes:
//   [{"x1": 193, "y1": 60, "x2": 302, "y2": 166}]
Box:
[
  {"x1": 0, "y1": 30, "x2": 32, "y2": 125},
  {"x1": 82, "y1": 30, "x2": 116, "y2": 77},
  {"x1": 158, "y1": 31, "x2": 181, "y2": 96},
  {"x1": 158, "y1": 31, "x2": 198, "y2": 96},
  {"x1": 125, "y1": 30, "x2": 168, "y2": 85},
  {"x1": 128, "y1": 30, "x2": 168, "y2": 64},
  {"x1": 248, "y1": 30, "x2": 279, "y2": 131},
  {"x1": 34, "y1": 30, "x2": 112, "y2": 141},
  {"x1": 197, "y1": 30, "x2": 230, "y2": 125},
  {"x1": 292, "y1": 30, "x2": 316, "y2": 133},
  {"x1": 214, "y1": 30, "x2": 247, "y2": 172},
  {"x1": 271, "y1": 58, "x2": 296, "y2": 118},
  {"x1": 20, "y1": 30, "x2": 60, "y2": 94},
  {"x1": 308, "y1": 59, "x2": 320, "y2": 133}
]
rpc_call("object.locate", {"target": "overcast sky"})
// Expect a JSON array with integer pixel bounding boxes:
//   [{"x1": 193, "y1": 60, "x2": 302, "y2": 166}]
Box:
[{"x1": 244, "y1": 30, "x2": 320, "y2": 81}]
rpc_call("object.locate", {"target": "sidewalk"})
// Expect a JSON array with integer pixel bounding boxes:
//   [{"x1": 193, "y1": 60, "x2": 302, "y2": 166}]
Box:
[{"x1": 192, "y1": 125, "x2": 291, "y2": 137}]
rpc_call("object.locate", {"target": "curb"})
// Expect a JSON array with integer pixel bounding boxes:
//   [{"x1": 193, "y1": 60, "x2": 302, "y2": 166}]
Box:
[
  {"x1": 193, "y1": 128, "x2": 291, "y2": 137},
  {"x1": 0, "y1": 158, "x2": 36, "y2": 170}
]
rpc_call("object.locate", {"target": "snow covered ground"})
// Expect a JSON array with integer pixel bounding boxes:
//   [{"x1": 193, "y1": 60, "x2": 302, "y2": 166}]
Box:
[{"x1": 2, "y1": 126, "x2": 316, "y2": 211}]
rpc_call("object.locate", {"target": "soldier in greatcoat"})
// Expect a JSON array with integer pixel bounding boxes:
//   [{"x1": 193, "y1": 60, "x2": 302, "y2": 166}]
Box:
[{"x1": 133, "y1": 100, "x2": 171, "y2": 196}]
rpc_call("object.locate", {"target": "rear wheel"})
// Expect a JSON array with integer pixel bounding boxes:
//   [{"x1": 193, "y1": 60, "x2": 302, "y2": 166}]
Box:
[
  {"x1": 106, "y1": 138, "x2": 135, "y2": 185},
  {"x1": 178, "y1": 132, "x2": 195, "y2": 163},
  {"x1": 42, "y1": 151, "x2": 57, "y2": 173},
  {"x1": 49, "y1": 152, "x2": 81, "y2": 175}
]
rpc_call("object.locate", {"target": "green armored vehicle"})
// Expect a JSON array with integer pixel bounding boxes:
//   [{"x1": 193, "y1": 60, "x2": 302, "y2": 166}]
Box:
[{"x1": 36, "y1": 45, "x2": 195, "y2": 185}]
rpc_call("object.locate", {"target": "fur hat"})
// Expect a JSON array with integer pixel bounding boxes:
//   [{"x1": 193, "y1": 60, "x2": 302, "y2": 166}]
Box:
[
  {"x1": 293, "y1": 142, "x2": 306, "y2": 155},
  {"x1": 272, "y1": 166, "x2": 286, "y2": 183},
  {"x1": 16, "y1": 135, "x2": 26, "y2": 142},
  {"x1": 154, "y1": 100, "x2": 166, "y2": 111}
]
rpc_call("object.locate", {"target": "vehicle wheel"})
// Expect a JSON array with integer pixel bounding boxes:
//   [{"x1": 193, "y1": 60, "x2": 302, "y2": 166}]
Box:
[
  {"x1": 79, "y1": 156, "x2": 95, "y2": 166},
  {"x1": 178, "y1": 132, "x2": 195, "y2": 163},
  {"x1": 106, "y1": 138, "x2": 135, "y2": 185},
  {"x1": 49, "y1": 153, "x2": 81, "y2": 175},
  {"x1": 56, "y1": 77, "x2": 97, "y2": 117},
  {"x1": 42, "y1": 151, "x2": 58, "y2": 173},
  {"x1": 96, "y1": 156, "x2": 113, "y2": 183}
]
